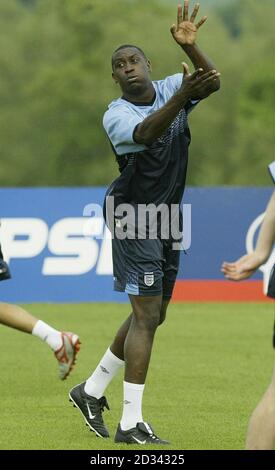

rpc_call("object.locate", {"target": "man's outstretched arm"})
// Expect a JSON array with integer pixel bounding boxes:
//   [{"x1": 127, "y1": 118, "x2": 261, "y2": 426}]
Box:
[
  {"x1": 171, "y1": 1, "x2": 220, "y2": 95},
  {"x1": 222, "y1": 192, "x2": 275, "y2": 281},
  {"x1": 134, "y1": 65, "x2": 220, "y2": 146},
  {"x1": 134, "y1": 2, "x2": 220, "y2": 146}
]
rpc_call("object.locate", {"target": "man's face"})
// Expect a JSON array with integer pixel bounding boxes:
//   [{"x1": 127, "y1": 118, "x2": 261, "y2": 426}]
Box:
[{"x1": 112, "y1": 47, "x2": 152, "y2": 95}]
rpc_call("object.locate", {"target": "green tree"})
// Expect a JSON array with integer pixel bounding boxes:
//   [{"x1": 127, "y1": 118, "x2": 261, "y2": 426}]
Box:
[{"x1": 0, "y1": 0, "x2": 275, "y2": 186}]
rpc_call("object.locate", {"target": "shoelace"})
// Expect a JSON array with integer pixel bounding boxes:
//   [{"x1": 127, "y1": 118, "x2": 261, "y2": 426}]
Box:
[
  {"x1": 139, "y1": 424, "x2": 159, "y2": 441},
  {"x1": 98, "y1": 396, "x2": 110, "y2": 412},
  {"x1": 139, "y1": 431, "x2": 161, "y2": 442},
  {"x1": 146, "y1": 432, "x2": 162, "y2": 441},
  {"x1": 86, "y1": 396, "x2": 110, "y2": 418}
]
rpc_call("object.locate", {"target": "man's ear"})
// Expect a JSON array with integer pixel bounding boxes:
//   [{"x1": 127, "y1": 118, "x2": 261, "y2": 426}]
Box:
[
  {"x1": 112, "y1": 72, "x2": 118, "y2": 84},
  {"x1": 147, "y1": 60, "x2": 152, "y2": 72}
]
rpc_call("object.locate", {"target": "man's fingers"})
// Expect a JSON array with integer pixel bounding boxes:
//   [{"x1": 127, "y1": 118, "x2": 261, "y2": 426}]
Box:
[
  {"x1": 221, "y1": 262, "x2": 240, "y2": 272},
  {"x1": 170, "y1": 24, "x2": 177, "y2": 35},
  {"x1": 190, "y1": 67, "x2": 204, "y2": 79},
  {"x1": 182, "y1": 62, "x2": 191, "y2": 76},
  {"x1": 221, "y1": 268, "x2": 238, "y2": 276},
  {"x1": 222, "y1": 262, "x2": 255, "y2": 281},
  {"x1": 221, "y1": 264, "x2": 237, "y2": 272},
  {"x1": 188, "y1": 69, "x2": 219, "y2": 82},
  {"x1": 190, "y1": 3, "x2": 200, "y2": 23},
  {"x1": 195, "y1": 69, "x2": 220, "y2": 82},
  {"x1": 183, "y1": 0, "x2": 189, "y2": 21},
  {"x1": 224, "y1": 273, "x2": 245, "y2": 281},
  {"x1": 222, "y1": 265, "x2": 247, "y2": 280},
  {"x1": 224, "y1": 269, "x2": 255, "y2": 281},
  {"x1": 200, "y1": 73, "x2": 221, "y2": 84},
  {"x1": 222, "y1": 256, "x2": 257, "y2": 281},
  {"x1": 196, "y1": 16, "x2": 207, "y2": 29},
  {"x1": 177, "y1": 5, "x2": 183, "y2": 28},
  {"x1": 222, "y1": 262, "x2": 235, "y2": 269}
]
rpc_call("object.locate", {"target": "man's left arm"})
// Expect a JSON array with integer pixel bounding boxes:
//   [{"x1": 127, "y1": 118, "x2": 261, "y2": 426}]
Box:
[
  {"x1": 221, "y1": 192, "x2": 275, "y2": 281},
  {"x1": 171, "y1": 1, "x2": 220, "y2": 95}
]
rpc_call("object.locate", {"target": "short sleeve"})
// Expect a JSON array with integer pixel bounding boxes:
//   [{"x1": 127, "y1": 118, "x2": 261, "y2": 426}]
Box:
[
  {"x1": 162, "y1": 73, "x2": 183, "y2": 95},
  {"x1": 162, "y1": 73, "x2": 200, "y2": 114},
  {"x1": 103, "y1": 105, "x2": 146, "y2": 155}
]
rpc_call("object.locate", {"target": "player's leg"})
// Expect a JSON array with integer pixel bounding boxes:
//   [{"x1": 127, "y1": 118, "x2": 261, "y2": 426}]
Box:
[
  {"x1": 0, "y1": 302, "x2": 80, "y2": 380},
  {"x1": 69, "y1": 299, "x2": 169, "y2": 442},
  {"x1": 69, "y1": 297, "x2": 160, "y2": 440},
  {"x1": 69, "y1": 314, "x2": 131, "y2": 439},
  {"x1": 124, "y1": 295, "x2": 162, "y2": 384},
  {"x1": 115, "y1": 294, "x2": 170, "y2": 444},
  {"x1": 82, "y1": 298, "x2": 163, "y2": 389},
  {"x1": 114, "y1": 237, "x2": 169, "y2": 443},
  {"x1": 110, "y1": 296, "x2": 169, "y2": 362},
  {"x1": 110, "y1": 313, "x2": 133, "y2": 360},
  {"x1": 83, "y1": 314, "x2": 133, "y2": 400},
  {"x1": 115, "y1": 239, "x2": 180, "y2": 444},
  {"x1": 69, "y1": 342, "x2": 123, "y2": 438},
  {"x1": 115, "y1": 270, "x2": 175, "y2": 440},
  {"x1": 245, "y1": 362, "x2": 275, "y2": 450},
  {"x1": 0, "y1": 242, "x2": 80, "y2": 379},
  {"x1": 83, "y1": 300, "x2": 163, "y2": 399},
  {"x1": 0, "y1": 302, "x2": 38, "y2": 333},
  {"x1": 69, "y1": 235, "x2": 131, "y2": 438},
  {"x1": 69, "y1": 238, "x2": 166, "y2": 441},
  {"x1": 74, "y1": 236, "x2": 136, "y2": 400},
  {"x1": 121, "y1": 238, "x2": 165, "y2": 383}
]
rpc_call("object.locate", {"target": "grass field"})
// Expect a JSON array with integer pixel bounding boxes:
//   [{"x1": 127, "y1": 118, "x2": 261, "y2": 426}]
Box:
[{"x1": 0, "y1": 302, "x2": 274, "y2": 450}]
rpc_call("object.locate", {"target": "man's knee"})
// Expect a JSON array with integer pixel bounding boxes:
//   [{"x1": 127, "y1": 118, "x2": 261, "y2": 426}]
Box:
[
  {"x1": 130, "y1": 295, "x2": 162, "y2": 331},
  {"x1": 141, "y1": 300, "x2": 161, "y2": 331}
]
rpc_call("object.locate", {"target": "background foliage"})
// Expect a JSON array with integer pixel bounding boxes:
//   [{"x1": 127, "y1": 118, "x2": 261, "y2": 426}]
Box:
[{"x1": 1, "y1": 0, "x2": 275, "y2": 186}]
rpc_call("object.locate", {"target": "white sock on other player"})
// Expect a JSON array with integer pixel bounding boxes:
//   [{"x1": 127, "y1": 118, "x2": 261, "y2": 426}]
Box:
[{"x1": 32, "y1": 320, "x2": 62, "y2": 351}]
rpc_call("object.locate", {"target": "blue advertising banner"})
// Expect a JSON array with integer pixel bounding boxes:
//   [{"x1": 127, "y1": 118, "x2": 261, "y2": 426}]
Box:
[{"x1": 0, "y1": 187, "x2": 274, "y2": 303}]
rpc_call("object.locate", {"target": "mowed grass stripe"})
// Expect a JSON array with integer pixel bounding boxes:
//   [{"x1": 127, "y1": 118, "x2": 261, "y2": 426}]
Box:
[{"x1": 0, "y1": 302, "x2": 274, "y2": 449}]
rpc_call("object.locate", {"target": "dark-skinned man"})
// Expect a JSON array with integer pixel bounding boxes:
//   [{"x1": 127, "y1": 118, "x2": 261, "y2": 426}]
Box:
[{"x1": 69, "y1": 1, "x2": 220, "y2": 445}]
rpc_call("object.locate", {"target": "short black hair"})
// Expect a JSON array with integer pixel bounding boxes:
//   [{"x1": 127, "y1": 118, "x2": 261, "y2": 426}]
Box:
[{"x1": 111, "y1": 44, "x2": 147, "y2": 68}]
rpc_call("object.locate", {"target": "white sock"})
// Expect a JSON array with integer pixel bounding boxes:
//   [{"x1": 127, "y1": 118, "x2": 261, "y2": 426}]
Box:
[
  {"x1": 120, "y1": 381, "x2": 145, "y2": 431},
  {"x1": 84, "y1": 347, "x2": 124, "y2": 399},
  {"x1": 32, "y1": 320, "x2": 62, "y2": 351}
]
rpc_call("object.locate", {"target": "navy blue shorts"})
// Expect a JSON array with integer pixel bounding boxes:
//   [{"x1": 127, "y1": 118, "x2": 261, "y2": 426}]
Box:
[{"x1": 112, "y1": 237, "x2": 181, "y2": 299}]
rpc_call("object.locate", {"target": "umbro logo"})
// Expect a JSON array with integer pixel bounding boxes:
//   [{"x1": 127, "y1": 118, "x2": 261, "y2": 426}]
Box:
[
  {"x1": 86, "y1": 403, "x2": 96, "y2": 420},
  {"x1": 100, "y1": 365, "x2": 109, "y2": 374}
]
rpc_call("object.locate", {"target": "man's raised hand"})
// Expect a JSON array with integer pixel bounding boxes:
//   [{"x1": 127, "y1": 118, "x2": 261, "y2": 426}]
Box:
[{"x1": 171, "y1": 1, "x2": 207, "y2": 46}]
